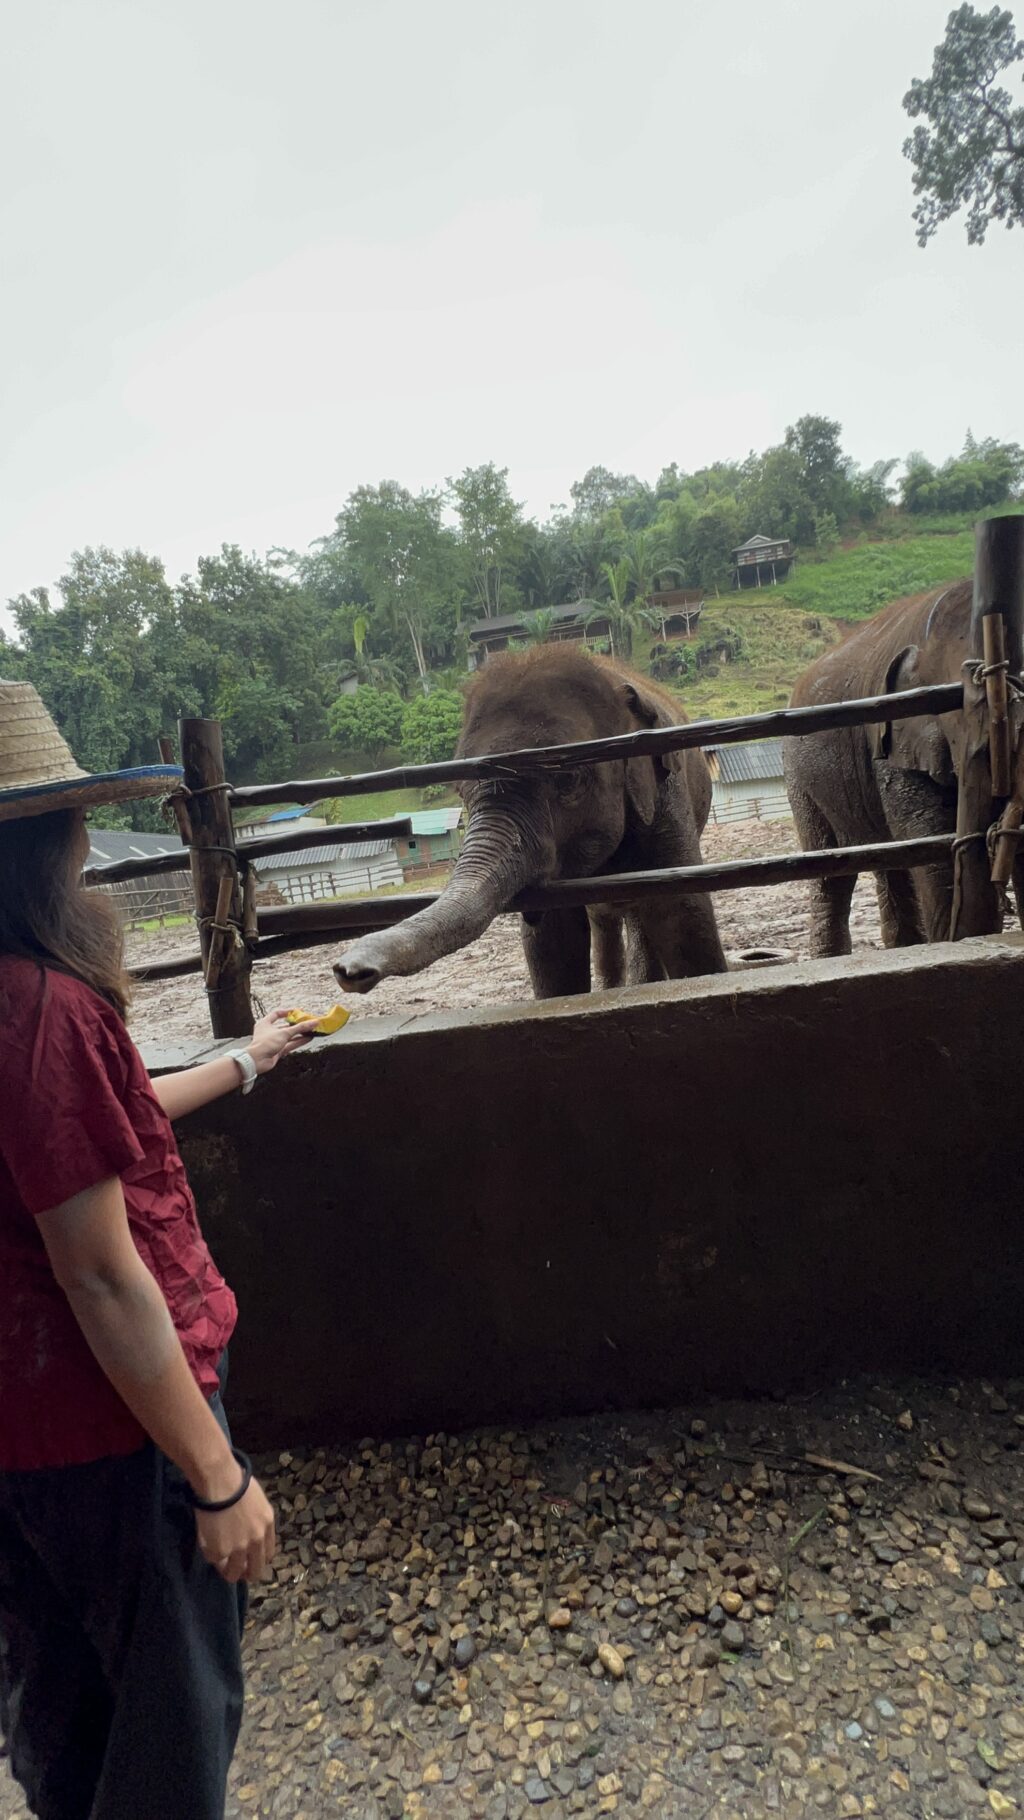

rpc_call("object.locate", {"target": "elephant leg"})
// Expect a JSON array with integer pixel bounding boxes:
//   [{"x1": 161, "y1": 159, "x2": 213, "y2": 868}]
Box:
[
  {"x1": 519, "y1": 907, "x2": 592, "y2": 999},
  {"x1": 788, "y1": 783, "x2": 855, "y2": 958},
  {"x1": 623, "y1": 917, "x2": 665, "y2": 985},
  {"x1": 807, "y1": 874, "x2": 856, "y2": 957},
  {"x1": 873, "y1": 869, "x2": 924, "y2": 947},
  {"x1": 588, "y1": 910, "x2": 626, "y2": 989},
  {"x1": 638, "y1": 894, "x2": 727, "y2": 980},
  {"x1": 879, "y1": 769, "x2": 961, "y2": 943},
  {"x1": 911, "y1": 862, "x2": 960, "y2": 942}
]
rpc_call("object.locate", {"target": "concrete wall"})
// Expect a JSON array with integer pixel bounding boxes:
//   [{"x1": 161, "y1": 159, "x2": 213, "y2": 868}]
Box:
[{"x1": 149, "y1": 935, "x2": 1024, "y2": 1448}]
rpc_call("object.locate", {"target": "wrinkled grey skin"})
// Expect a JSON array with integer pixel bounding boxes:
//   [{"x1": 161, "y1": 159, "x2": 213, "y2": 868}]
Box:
[
  {"x1": 784, "y1": 577, "x2": 1019, "y2": 956},
  {"x1": 334, "y1": 645, "x2": 727, "y2": 998}
]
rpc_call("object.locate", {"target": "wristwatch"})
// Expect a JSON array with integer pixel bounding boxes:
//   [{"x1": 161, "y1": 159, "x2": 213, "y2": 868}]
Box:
[{"x1": 226, "y1": 1049, "x2": 258, "y2": 1095}]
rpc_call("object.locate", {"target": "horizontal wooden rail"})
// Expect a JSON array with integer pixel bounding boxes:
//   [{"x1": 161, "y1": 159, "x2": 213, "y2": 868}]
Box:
[
  {"x1": 84, "y1": 817, "x2": 414, "y2": 887},
  {"x1": 228, "y1": 683, "x2": 965, "y2": 808},
  {"x1": 126, "y1": 834, "x2": 956, "y2": 983}
]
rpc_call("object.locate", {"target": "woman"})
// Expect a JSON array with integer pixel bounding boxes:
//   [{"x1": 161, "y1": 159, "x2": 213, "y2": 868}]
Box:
[{"x1": 0, "y1": 680, "x2": 317, "y2": 1820}]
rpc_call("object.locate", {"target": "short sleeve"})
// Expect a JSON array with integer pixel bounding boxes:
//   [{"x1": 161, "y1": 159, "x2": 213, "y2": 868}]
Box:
[{"x1": 0, "y1": 974, "x2": 145, "y2": 1217}]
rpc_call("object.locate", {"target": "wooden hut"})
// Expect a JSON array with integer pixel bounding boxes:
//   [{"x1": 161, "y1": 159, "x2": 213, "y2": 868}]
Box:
[{"x1": 731, "y1": 534, "x2": 793, "y2": 590}]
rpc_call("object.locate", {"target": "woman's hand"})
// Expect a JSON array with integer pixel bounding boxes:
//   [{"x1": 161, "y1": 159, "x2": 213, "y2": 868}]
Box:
[
  {"x1": 246, "y1": 1008, "x2": 319, "y2": 1076},
  {"x1": 196, "y1": 1477, "x2": 277, "y2": 1583}
]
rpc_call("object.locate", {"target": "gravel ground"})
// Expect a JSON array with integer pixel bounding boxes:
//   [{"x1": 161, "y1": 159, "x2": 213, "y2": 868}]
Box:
[
  {"x1": 6, "y1": 824, "x2": 1022, "y2": 1817},
  {"x1": 4, "y1": 1381, "x2": 1021, "y2": 1819},
  {"x1": 123, "y1": 820, "x2": 886, "y2": 1047}
]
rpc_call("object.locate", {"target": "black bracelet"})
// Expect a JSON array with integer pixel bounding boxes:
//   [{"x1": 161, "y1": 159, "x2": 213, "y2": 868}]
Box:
[{"x1": 187, "y1": 1447, "x2": 253, "y2": 1512}]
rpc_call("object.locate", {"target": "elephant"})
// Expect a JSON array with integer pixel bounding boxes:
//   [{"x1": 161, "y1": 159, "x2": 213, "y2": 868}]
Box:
[
  {"x1": 783, "y1": 577, "x2": 1019, "y2": 956},
  {"x1": 333, "y1": 644, "x2": 727, "y2": 999}
]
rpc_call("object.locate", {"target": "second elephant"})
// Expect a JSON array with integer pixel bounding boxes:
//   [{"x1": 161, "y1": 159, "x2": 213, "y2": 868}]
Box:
[{"x1": 783, "y1": 577, "x2": 1020, "y2": 956}]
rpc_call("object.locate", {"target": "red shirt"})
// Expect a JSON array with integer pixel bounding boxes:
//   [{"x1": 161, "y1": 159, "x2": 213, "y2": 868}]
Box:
[{"x1": 0, "y1": 956, "x2": 236, "y2": 1471}]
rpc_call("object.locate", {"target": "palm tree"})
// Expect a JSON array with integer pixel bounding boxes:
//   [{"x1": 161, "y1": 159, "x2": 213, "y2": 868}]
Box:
[
  {"x1": 595, "y1": 560, "x2": 649, "y2": 661},
  {"x1": 518, "y1": 608, "x2": 560, "y2": 646},
  {"x1": 622, "y1": 530, "x2": 689, "y2": 639}
]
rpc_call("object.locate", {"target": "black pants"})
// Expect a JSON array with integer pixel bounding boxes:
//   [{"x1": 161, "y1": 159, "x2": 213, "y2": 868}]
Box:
[{"x1": 0, "y1": 1366, "x2": 245, "y2": 1820}]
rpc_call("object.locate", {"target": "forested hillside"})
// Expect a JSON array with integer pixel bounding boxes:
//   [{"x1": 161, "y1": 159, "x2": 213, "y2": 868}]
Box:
[{"x1": 3, "y1": 419, "x2": 1020, "y2": 826}]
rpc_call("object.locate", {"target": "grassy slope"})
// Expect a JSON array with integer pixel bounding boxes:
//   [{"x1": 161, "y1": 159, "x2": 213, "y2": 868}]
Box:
[{"x1": 655, "y1": 524, "x2": 993, "y2": 720}]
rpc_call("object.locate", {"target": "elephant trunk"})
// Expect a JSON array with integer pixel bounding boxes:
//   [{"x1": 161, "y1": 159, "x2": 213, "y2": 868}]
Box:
[{"x1": 333, "y1": 800, "x2": 544, "y2": 993}]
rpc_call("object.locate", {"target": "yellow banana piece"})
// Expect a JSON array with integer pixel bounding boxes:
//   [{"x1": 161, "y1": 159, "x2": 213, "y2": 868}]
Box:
[{"x1": 285, "y1": 1005, "x2": 350, "y2": 1035}]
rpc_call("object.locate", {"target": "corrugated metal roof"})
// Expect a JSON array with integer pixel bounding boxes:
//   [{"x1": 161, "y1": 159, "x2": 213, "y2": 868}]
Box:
[
  {"x1": 706, "y1": 740, "x2": 785, "y2": 785},
  {"x1": 87, "y1": 831, "x2": 185, "y2": 866},
  {"x1": 256, "y1": 839, "x2": 393, "y2": 872},
  {"x1": 267, "y1": 804, "x2": 323, "y2": 823},
  {"x1": 468, "y1": 601, "x2": 606, "y2": 638},
  {"x1": 407, "y1": 808, "x2": 463, "y2": 836},
  {"x1": 734, "y1": 533, "x2": 779, "y2": 551}
]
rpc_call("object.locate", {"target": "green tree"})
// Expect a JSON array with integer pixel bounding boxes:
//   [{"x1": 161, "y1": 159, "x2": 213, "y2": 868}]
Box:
[
  {"x1": 400, "y1": 690, "x2": 463, "y2": 765},
  {"x1": 327, "y1": 687, "x2": 404, "y2": 762},
  {"x1": 8, "y1": 548, "x2": 183, "y2": 774},
  {"x1": 596, "y1": 558, "x2": 655, "y2": 660},
  {"x1": 569, "y1": 466, "x2": 642, "y2": 521},
  {"x1": 904, "y1": 3, "x2": 1024, "y2": 245},
  {"x1": 784, "y1": 415, "x2": 850, "y2": 516},
  {"x1": 176, "y1": 545, "x2": 326, "y2": 778},
  {"x1": 449, "y1": 462, "x2": 524, "y2": 619},
  {"x1": 336, "y1": 483, "x2": 458, "y2": 689},
  {"x1": 517, "y1": 609, "x2": 560, "y2": 646}
]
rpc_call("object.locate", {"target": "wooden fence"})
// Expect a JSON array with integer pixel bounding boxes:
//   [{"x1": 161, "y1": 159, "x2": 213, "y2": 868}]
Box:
[{"x1": 87, "y1": 516, "x2": 1024, "y2": 1037}]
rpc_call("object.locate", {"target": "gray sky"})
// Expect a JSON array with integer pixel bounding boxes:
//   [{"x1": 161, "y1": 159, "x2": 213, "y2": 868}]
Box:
[{"x1": 1, "y1": 0, "x2": 1020, "y2": 609}]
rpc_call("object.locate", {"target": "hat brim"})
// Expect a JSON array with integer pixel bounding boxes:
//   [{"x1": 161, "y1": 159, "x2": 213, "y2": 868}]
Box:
[{"x1": 0, "y1": 766, "x2": 184, "y2": 824}]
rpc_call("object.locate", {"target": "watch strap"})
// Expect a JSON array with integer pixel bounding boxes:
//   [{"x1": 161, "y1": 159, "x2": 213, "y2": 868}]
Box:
[{"x1": 227, "y1": 1049, "x2": 258, "y2": 1094}]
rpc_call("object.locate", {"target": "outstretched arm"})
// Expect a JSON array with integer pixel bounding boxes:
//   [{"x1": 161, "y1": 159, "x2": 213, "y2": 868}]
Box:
[{"x1": 152, "y1": 1009, "x2": 318, "y2": 1120}]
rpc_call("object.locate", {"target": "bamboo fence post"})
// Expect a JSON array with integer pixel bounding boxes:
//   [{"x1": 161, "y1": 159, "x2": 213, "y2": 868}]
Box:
[
  {"x1": 951, "y1": 517, "x2": 1024, "y2": 934},
  {"x1": 180, "y1": 717, "x2": 253, "y2": 1038}
]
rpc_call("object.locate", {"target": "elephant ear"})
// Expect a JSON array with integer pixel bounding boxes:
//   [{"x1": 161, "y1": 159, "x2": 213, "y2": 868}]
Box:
[
  {"x1": 870, "y1": 645, "x2": 955, "y2": 786},
  {"x1": 621, "y1": 679, "x2": 681, "y2": 826}
]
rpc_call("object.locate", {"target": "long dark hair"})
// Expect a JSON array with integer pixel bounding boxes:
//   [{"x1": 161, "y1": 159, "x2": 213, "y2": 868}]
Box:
[{"x1": 0, "y1": 810, "x2": 130, "y2": 1018}]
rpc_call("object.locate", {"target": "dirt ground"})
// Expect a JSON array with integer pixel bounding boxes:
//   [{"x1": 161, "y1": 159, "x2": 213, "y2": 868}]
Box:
[{"x1": 124, "y1": 819, "x2": 885, "y2": 1047}]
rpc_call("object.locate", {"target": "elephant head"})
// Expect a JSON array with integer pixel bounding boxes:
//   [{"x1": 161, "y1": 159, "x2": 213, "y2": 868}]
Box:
[{"x1": 333, "y1": 647, "x2": 692, "y2": 993}]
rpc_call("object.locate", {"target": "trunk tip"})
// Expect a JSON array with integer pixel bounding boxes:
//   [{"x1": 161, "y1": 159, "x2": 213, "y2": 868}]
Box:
[{"x1": 333, "y1": 954, "x2": 381, "y2": 994}]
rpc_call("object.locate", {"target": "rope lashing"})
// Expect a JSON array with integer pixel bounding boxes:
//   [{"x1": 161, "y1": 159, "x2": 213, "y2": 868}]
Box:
[{"x1": 963, "y1": 656, "x2": 1024, "y2": 696}]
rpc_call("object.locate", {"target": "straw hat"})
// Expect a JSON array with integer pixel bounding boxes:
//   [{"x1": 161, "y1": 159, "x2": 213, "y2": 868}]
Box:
[{"x1": 0, "y1": 679, "x2": 182, "y2": 823}]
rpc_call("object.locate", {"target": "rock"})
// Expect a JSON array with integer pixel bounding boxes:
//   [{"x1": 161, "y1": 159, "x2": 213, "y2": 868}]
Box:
[
  {"x1": 361, "y1": 1530, "x2": 390, "y2": 1563},
  {"x1": 988, "y1": 1795, "x2": 1017, "y2": 1817},
  {"x1": 963, "y1": 1493, "x2": 994, "y2": 1522},
  {"x1": 598, "y1": 1643, "x2": 627, "y2": 1679},
  {"x1": 845, "y1": 1722, "x2": 864, "y2": 1741},
  {"x1": 721, "y1": 1622, "x2": 746, "y2": 1652},
  {"x1": 350, "y1": 1654, "x2": 381, "y2": 1688},
  {"x1": 614, "y1": 1597, "x2": 638, "y2": 1620},
  {"x1": 547, "y1": 1608, "x2": 573, "y2": 1630},
  {"x1": 612, "y1": 1683, "x2": 633, "y2": 1716},
  {"x1": 721, "y1": 1590, "x2": 744, "y2": 1615},
  {"x1": 874, "y1": 1697, "x2": 897, "y2": 1720},
  {"x1": 411, "y1": 1678, "x2": 434, "y2": 1705},
  {"x1": 525, "y1": 1777, "x2": 551, "y2": 1805},
  {"x1": 897, "y1": 1409, "x2": 914, "y2": 1431},
  {"x1": 454, "y1": 1636, "x2": 477, "y2": 1669}
]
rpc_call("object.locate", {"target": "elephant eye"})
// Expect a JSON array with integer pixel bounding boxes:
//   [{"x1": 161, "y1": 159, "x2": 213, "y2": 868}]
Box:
[{"x1": 555, "y1": 767, "x2": 586, "y2": 797}]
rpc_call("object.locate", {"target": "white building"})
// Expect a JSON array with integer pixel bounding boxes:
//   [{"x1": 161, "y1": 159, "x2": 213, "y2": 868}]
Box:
[{"x1": 704, "y1": 740, "x2": 790, "y2": 824}]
